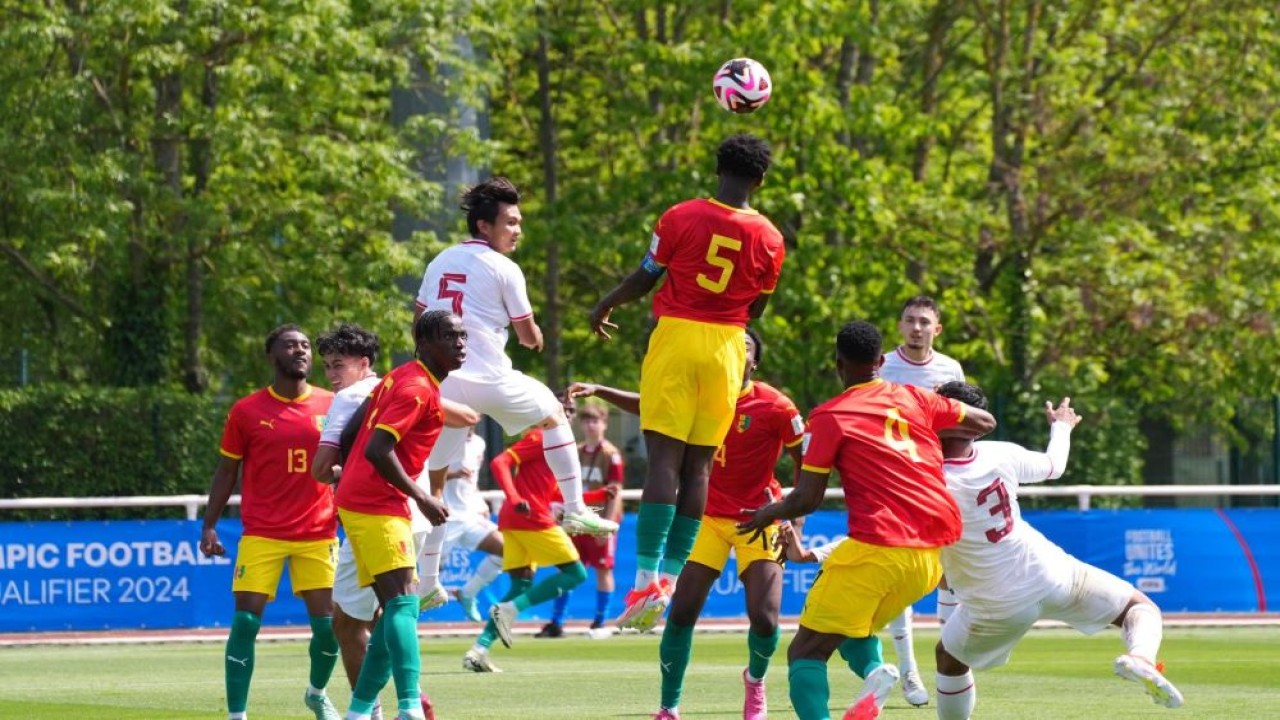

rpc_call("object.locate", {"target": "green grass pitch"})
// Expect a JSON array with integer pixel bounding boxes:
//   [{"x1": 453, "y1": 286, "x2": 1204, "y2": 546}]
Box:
[{"x1": 0, "y1": 627, "x2": 1275, "y2": 718}]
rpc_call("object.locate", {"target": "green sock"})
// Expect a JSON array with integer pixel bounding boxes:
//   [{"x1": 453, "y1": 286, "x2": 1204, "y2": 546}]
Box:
[
  {"x1": 479, "y1": 577, "x2": 531, "y2": 649},
  {"x1": 351, "y1": 614, "x2": 392, "y2": 711},
  {"x1": 659, "y1": 620, "x2": 695, "y2": 709},
  {"x1": 308, "y1": 615, "x2": 339, "y2": 690},
  {"x1": 225, "y1": 610, "x2": 261, "y2": 714},
  {"x1": 659, "y1": 514, "x2": 702, "y2": 578},
  {"x1": 746, "y1": 626, "x2": 780, "y2": 681},
  {"x1": 382, "y1": 595, "x2": 422, "y2": 707},
  {"x1": 837, "y1": 635, "x2": 884, "y2": 679},
  {"x1": 636, "y1": 503, "x2": 676, "y2": 578},
  {"x1": 514, "y1": 562, "x2": 587, "y2": 611},
  {"x1": 788, "y1": 658, "x2": 832, "y2": 720}
]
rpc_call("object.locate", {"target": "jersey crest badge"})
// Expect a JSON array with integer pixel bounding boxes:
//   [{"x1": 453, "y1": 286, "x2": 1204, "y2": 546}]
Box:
[{"x1": 736, "y1": 414, "x2": 752, "y2": 432}]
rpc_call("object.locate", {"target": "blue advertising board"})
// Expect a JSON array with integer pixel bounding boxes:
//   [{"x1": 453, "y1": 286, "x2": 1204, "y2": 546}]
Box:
[{"x1": 1, "y1": 509, "x2": 1275, "y2": 631}]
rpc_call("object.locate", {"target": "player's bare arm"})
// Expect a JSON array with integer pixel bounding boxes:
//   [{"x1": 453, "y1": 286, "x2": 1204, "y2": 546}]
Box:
[
  {"x1": 312, "y1": 445, "x2": 341, "y2": 484},
  {"x1": 567, "y1": 381, "x2": 642, "y2": 416},
  {"x1": 365, "y1": 428, "x2": 449, "y2": 525},
  {"x1": 747, "y1": 292, "x2": 771, "y2": 320},
  {"x1": 736, "y1": 468, "x2": 827, "y2": 540},
  {"x1": 777, "y1": 522, "x2": 818, "y2": 564},
  {"x1": 590, "y1": 266, "x2": 661, "y2": 340},
  {"x1": 199, "y1": 456, "x2": 241, "y2": 556},
  {"x1": 949, "y1": 403, "x2": 998, "y2": 438},
  {"x1": 442, "y1": 398, "x2": 480, "y2": 427},
  {"x1": 511, "y1": 316, "x2": 544, "y2": 352}
]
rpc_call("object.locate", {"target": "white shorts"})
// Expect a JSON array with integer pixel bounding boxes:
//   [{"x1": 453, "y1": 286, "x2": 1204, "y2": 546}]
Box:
[
  {"x1": 427, "y1": 371, "x2": 561, "y2": 470},
  {"x1": 444, "y1": 513, "x2": 498, "y2": 552},
  {"x1": 332, "y1": 529, "x2": 434, "y2": 623},
  {"x1": 941, "y1": 560, "x2": 1135, "y2": 670}
]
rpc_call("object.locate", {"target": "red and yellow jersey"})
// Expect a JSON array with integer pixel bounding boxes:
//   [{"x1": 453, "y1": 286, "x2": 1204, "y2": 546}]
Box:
[
  {"x1": 336, "y1": 360, "x2": 444, "y2": 519},
  {"x1": 706, "y1": 381, "x2": 805, "y2": 521},
  {"x1": 801, "y1": 379, "x2": 966, "y2": 548},
  {"x1": 495, "y1": 430, "x2": 564, "y2": 531},
  {"x1": 219, "y1": 385, "x2": 335, "y2": 541},
  {"x1": 648, "y1": 198, "x2": 786, "y2": 327}
]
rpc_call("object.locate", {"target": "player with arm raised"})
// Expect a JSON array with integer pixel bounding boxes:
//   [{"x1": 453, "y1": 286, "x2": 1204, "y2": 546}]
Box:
[
  {"x1": 738, "y1": 321, "x2": 996, "y2": 720},
  {"x1": 589, "y1": 134, "x2": 787, "y2": 630},
  {"x1": 876, "y1": 295, "x2": 966, "y2": 707},
  {"x1": 573, "y1": 327, "x2": 804, "y2": 720},
  {"x1": 416, "y1": 178, "x2": 616, "y2": 555},
  {"x1": 932, "y1": 382, "x2": 1182, "y2": 719}
]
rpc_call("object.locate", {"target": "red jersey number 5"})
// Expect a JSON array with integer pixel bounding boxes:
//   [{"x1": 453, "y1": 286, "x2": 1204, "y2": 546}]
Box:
[
  {"x1": 438, "y1": 273, "x2": 466, "y2": 315},
  {"x1": 696, "y1": 234, "x2": 742, "y2": 294}
]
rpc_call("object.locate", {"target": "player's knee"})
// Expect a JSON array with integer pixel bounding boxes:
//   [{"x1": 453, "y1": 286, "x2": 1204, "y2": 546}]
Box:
[
  {"x1": 747, "y1": 611, "x2": 778, "y2": 637},
  {"x1": 561, "y1": 560, "x2": 588, "y2": 586},
  {"x1": 935, "y1": 640, "x2": 968, "y2": 676}
]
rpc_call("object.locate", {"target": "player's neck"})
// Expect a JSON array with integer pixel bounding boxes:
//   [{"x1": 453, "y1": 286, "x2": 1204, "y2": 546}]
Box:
[
  {"x1": 897, "y1": 344, "x2": 934, "y2": 364},
  {"x1": 417, "y1": 355, "x2": 452, "y2": 382},
  {"x1": 713, "y1": 181, "x2": 752, "y2": 209},
  {"x1": 941, "y1": 438, "x2": 973, "y2": 460},
  {"x1": 271, "y1": 377, "x2": 309, "y2": 400}
]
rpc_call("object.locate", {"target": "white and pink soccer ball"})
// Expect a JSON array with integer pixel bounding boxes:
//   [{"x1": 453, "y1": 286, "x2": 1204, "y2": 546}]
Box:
[{"x1": 712, "y1": 58, "x2": 773, "y2": 114}]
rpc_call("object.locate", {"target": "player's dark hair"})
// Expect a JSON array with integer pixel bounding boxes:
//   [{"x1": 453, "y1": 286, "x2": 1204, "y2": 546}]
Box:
[
  {"x1": 745, "y1": 326, "x2": 764, "y2": 365},
  {"x1": 835, "y1": 320, "x2": 883, "y2": 364},
  {"x1": 414, "y1": 310, "x2": 457, "y2": 344},
  {"x1": 716, "y1": 134, "x2": 772, "y2": 181},
  {"x1": 316, "y1": 323, "x2": 380, "y2": 364},
  {"x1": 902, "y1": 295, "x2": 941, "y2": 320},
  {"x1": 936, "y1": 381, "x2": 988, "y2": 411},
  {"x1": 461, "y1": 177, "x2": 520, "y2": 236},
  {"x1": 265, "y1": 324, "x2": 304, "y2": 354}
]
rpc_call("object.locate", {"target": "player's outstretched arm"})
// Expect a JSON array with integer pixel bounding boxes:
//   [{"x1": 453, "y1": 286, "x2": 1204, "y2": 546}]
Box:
[
  {"x1": 590, "y1": 267, "x2": 661, "y2": 339},
  {"x1": 737, "y1": 468, "x2": 827, "y2": 539},
  {"x1": 567, "y1": 381, "x2": 641, "y2": 416},
  {"x1": 442, "y1": 398, "x2": 480, "y2": 428}
]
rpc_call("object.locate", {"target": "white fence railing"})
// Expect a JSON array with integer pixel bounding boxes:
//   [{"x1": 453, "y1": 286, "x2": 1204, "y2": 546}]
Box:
[{"x1": 1, "y1": 485, "x2": 1278, "y2": 520}]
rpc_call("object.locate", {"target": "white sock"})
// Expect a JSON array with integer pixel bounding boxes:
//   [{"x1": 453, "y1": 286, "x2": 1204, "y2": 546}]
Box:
[
  {"x1": 937, "y1": 588, "x2": 960, "y2": 625},
  {"x1": 307, "y1": 684, "x2": 325, "y2": 697},
  {"x1": 229, "y1": 713, "x2": 247, "y2": 720},
  {"x1": 462, "y1": 554, "x2": 504, "y2": 597},
  {"x1": 344, "y1": 713, "x2": 371, "y2": 720},
  {"x1": 1121, "y1": 602, "x2": 1163, "y2": 662},
  {"x1": 470, "y1": 642, "x2": 489, "y2": 655},
  {"x1": 416, "y1": 523, "x2": 447, "y2": 590},
  {"x1": 635, "y1": 568, "x2": 658, "y2": 589},
  {"x1": 541, "y1": 421, "x2": 586, "y2": 514},
  {"x1": 889, "y1": 607, "x2": 917, "y2": 673},
  {"x1": 659, "y1": 571, "x2": 678, "y2": 591},
  {"x1": 935, "y1": 671, "x2": 976, "y2": 720}
]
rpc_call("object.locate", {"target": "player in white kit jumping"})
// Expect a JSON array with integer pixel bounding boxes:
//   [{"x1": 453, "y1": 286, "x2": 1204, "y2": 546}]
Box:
[
  {"x1": 931, "y1": 381, "x2": 1183, "y2": 719},
  {"x1": 414, "y1": 177, "x2": 617, "y2": 545}
]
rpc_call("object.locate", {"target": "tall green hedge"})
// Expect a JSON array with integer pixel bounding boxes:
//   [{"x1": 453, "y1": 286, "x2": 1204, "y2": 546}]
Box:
[{"x1": 0, "y1": 386, "x2": 227, "y2": 520}]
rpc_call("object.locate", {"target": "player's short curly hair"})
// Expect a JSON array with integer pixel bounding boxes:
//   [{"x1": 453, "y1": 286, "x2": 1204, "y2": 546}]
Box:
[
  {"x1": 316, "y1": 323, "x2": 379, "y2": 364},
  {"x1": 461, "y1": 177, "x2": 520, "y2": 236},
  {"x1": 745, "y1": 325, "x2": 764, "y2": 365},
  {"x1": 414, "y1": 310, "x2": 457, "y2": 344},
  {"x1": 264, "y1": 324, "x2": 304, "y2": 354},
  {"x1": 836, "y1": 320, "x2": 883, "y2": 364},
  {"x1": 936, "y1": 381, "x2": 988, "y2": 411},
  {"x1": 716, "y1": 134, "x2": 772, "y2": 181}
]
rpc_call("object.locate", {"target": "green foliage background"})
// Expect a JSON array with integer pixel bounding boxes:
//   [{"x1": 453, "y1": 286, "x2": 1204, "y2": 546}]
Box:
[{"x1": 2, "y1": 1, "x2": 1278, "y2": 497}]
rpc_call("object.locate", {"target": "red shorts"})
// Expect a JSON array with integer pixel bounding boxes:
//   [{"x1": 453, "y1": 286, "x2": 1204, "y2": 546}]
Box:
[{"x1": 571, "y1": 532, "x2": 616, "y2": 570}]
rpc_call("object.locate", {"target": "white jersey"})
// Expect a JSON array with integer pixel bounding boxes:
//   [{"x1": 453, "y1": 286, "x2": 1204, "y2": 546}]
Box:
[
  {"x1": 318, "y1": 375, "x2": 382, "y2": 448},
  {"x1": 879, "y1": 347, "x2": 965, "y2": 390},
  {"x1": 443, "y1": 433, "x2": 490, "y2": 517},
  {"x1": 940, "y1": 423, "x2": 1074, "y2": 617},
  {"x1": 416, "y1": 240, "x2": 535, "y2": 380}
]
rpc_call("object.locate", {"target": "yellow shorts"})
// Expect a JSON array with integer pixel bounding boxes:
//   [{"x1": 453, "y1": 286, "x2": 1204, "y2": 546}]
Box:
[
  {"x1": 337, "y1": 509, "x2": 417, "y2": 588},
  {"x1": 799, "y1": 537, "x2": 942, "y2": 637},
  {"x1": 687, "y1": 516, "x2": 780, "y2": 576},
  {"x1": 502, "y1": 528, "x2": 580, "y2": 572},
  {"x1": 639, "y1": 316, "x2": 746, "y2": 447},
  {"x1": 231, "y1": 535, "x2": 337, "y2": 600}
]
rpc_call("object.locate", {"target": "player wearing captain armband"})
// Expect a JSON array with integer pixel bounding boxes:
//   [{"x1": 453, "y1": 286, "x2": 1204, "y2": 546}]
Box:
[
  {"x1": 738, "y1": 321, "x2": 995, "y2": 720},
  {"x1": 589, "y1": 134, "x2": 787, "y2": 632},
  {"x1": 931, "y1": 382, "x2": 1183, "y2": 719}
]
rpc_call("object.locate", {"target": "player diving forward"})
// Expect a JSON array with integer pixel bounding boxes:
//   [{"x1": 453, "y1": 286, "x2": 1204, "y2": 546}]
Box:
[
  {"x1": 571, "y1": 327, "x2": 804, "y2": 720},
  {"x1": 931, "y1": 382, "x2": 1183, "y2": 719}
]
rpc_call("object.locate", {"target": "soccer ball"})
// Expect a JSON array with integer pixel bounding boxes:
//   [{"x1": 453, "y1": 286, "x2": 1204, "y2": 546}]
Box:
[{"x1": 712, "y1": 58, "x2": 773, "y2": 113}]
